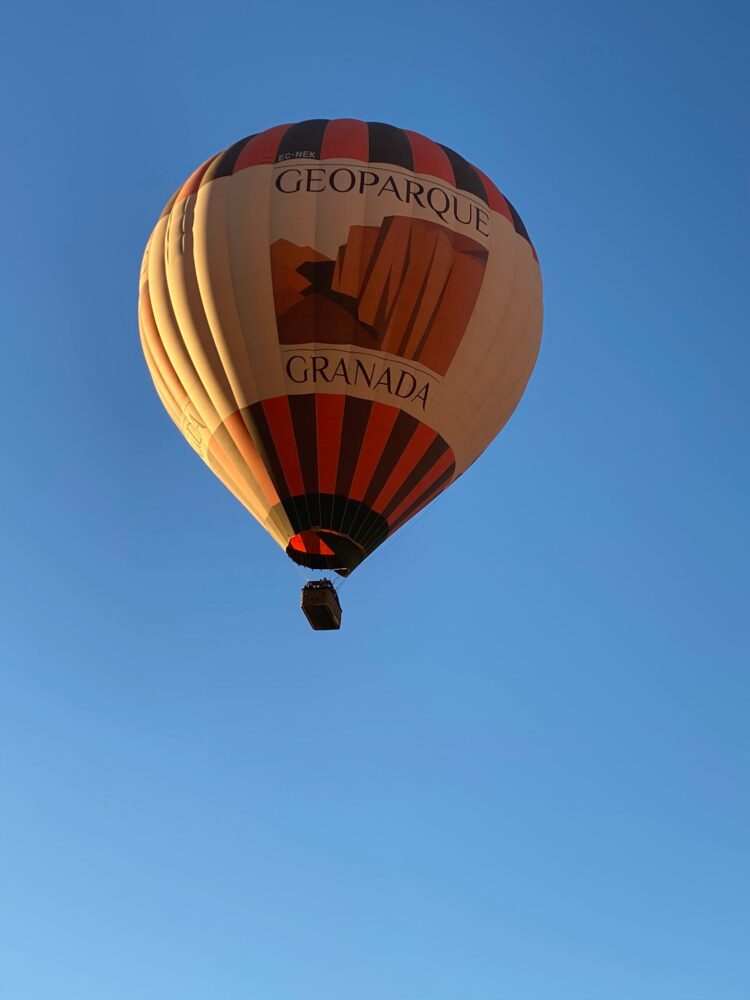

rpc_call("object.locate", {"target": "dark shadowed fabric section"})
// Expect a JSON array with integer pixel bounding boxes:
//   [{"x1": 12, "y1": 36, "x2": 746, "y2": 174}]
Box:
[
  {"x1": 201, "y1": 136, "x2": 254, "y2": 185},
  {"x1": 276, "y1": 119, "x2": 329, "y2": 162},
  {"x1": 381, "y1": 437, "x2": 450, "y2": 520},
  {"x1": 367, "y1": 122, "x2": 414, "y2": 170},
  {"x1": 438, "y1": 145, "x2": 488, "y2": 203}
]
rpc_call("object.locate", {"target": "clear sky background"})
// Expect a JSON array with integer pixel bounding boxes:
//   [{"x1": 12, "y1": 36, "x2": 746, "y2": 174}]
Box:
[{"x1": 1, "y1": 2, "x2": 748, "y2": 999}]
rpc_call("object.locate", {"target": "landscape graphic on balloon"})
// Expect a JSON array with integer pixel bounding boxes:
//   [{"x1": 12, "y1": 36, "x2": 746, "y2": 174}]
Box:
[{"x1": 271, "y1": 215, "x2": 488, "y2": 376}]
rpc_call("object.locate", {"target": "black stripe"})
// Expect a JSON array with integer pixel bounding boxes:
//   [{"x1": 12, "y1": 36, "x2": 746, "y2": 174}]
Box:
[
  {"x1": 367, "y1": 122, "x2": 414, "y2": 170},
  {"x1": 438, "y1": 145, "x2": 488, "y2": 203},
  {"x1": 504, "y1": 196, "x2": 531, "y2": 243},
  {"x1": 275, "y1": 119, "x2": 329, "y2": 162},
  {"x1": 288, "y1": 395, "x2": 320, "y2": 523},
  {"x1": 316, "y1": 493, "x2": 337, "y2": 533},
  {"x1": 382, "y1": 437, "x2": 450, "y2": 520},
  {"x1": 201, "y1": 136, "x2": 255, "y2": 185},
  {"x1": 334, "y1": 396, "x2": 372, "y2": 498},
  {"x1": 331, "y1": 396, "x2": 371, "y2": 533}
]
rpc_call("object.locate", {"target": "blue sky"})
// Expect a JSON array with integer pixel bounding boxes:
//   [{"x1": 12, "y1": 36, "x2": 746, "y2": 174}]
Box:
[{"x1": 1, "y1": 2, "x2": 748, "y2": 998}]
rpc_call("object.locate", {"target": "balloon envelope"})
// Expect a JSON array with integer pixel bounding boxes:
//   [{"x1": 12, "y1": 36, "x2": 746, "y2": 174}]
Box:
[{"x1": 139, "y1": 119, "x2": 543, "y2": 575}]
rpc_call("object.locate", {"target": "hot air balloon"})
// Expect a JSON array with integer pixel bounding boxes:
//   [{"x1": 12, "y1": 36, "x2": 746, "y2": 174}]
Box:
[{"x1": 138, "y1": 119, "x2": 542, "y2": 629}]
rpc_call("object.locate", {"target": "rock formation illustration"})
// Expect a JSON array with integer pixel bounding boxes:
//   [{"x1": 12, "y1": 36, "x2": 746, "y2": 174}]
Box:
[{"x1": 271, "y1": 216, "x2": 488, "y2": 376}]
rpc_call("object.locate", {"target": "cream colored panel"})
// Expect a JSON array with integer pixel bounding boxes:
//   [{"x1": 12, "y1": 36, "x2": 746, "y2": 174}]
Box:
[
  {"x1": 191, "y1": 177, "x2": 260, "y2": 407},
  {"x1": 145, "y1": 222, "x2": 223, "y2": 445},
  {"x1": 163, "y1": 195, "x2": 238, "y2": 424},
  {"x1": 226, "y1": 167, "x2": 285, "y2": 400}
]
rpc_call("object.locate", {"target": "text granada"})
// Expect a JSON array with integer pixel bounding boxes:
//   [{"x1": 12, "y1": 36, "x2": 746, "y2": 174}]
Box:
[{"x1": 286, "y1": 354, "x2": 431, "y2": 410}]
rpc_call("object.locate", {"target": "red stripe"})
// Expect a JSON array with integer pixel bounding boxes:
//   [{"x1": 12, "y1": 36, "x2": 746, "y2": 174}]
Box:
[
  {"x1": 371, "y1": 424, "x2": 437, "y2": 513},
  {"x1": 234, "y1": 124, "x2": 291, "y2": 172},
  {"x1": 320, "y1": 119, "x2": 369, "y2": 161},
  {"x1": 386, "y1": 450, "x2": 455, "y2": 526},
  {"x1": 348, "y1": 403, "x2": 399, "y2": 501},
  {"x1": 289, "y1": 531, "x2": 335, "y2": 557},
  {"x1": 261, "y1": 396, "x2": 305, "y2": 496},
  {"x1": 472, "y1": 165, "x2": 514, "y2": 224},
  {"x1": 402, "y1": 130, "x2": 455, "y2": 185},
  {"x1": 315, "y1": 394, "x2": 346, "y2": 494}
]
